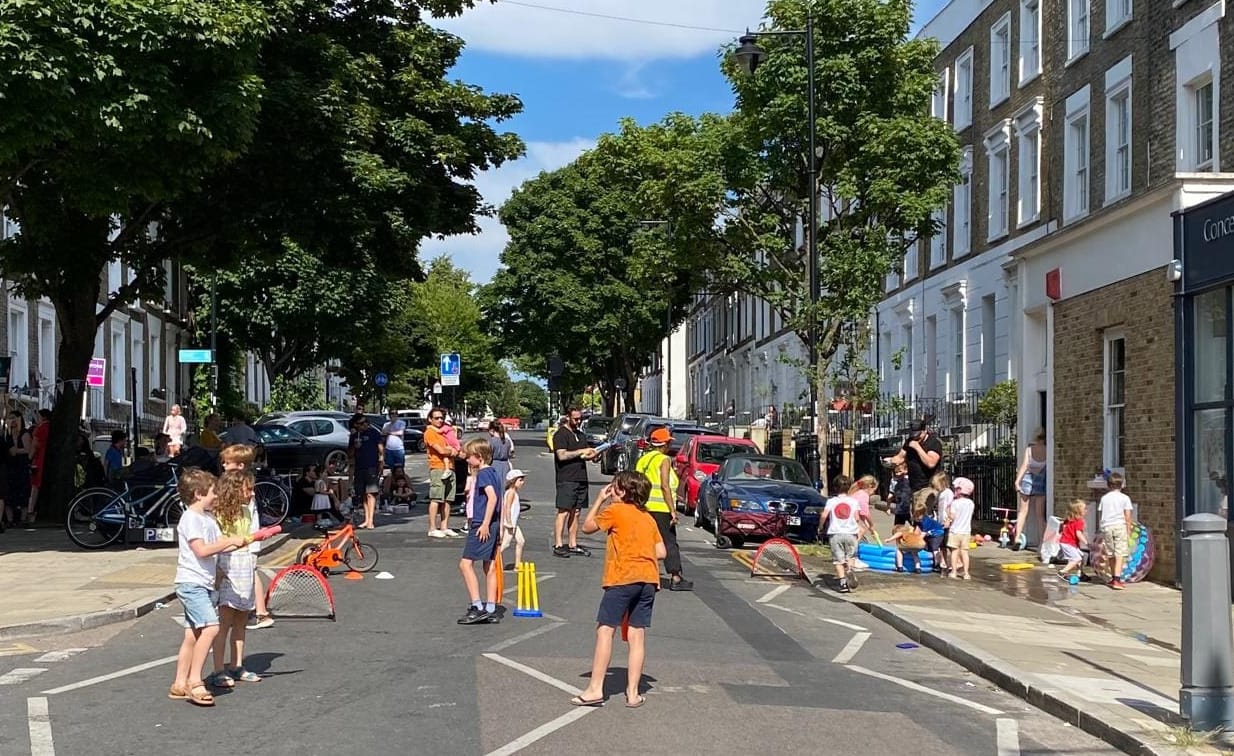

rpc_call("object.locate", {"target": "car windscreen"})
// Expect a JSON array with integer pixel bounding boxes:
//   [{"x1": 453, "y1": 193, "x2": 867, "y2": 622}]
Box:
[
  {"x1": 720, "y1": 457, "x2": 811, "y2": 485},
  {"x1": 256, "y1": 426, "x2": 304, "y2": 444},
  {"x1": 698, "y1": 442, "x2": 755, "y2": 465},
  {"x1": 584, "y1": 417, "x2": 612, "y2": 432}
]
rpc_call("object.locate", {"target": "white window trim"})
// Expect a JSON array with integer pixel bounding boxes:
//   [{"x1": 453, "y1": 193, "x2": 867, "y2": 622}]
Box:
[
  {"x1": 1192, "y1": 76, "x2": 1216, "y2": 171},
  {"x1": 1067, "y1": 0, "x2": 1090, "y2": 65},
  {"x1": 110, "y1": 320, "x2": 129, "y2": 404},
  {"x1": 954, "y1": 148, "x2": 973, "y2": 258},
  {"x1": 1019, "y1": 0, "x2": 1042, "y2": 86},
  {"x1": 929, "y1": 209, "x2": 947, "y2": 269},
  {"x1": 148, "y1": 315, "x2": 163, "y2": 390},
  {"x1": 1105, "y1": 0, "x2": 1133, "y2": 38},
  {"x1": 1104, "y1": 59, "x2": 1133, "y2": 205},
  {"x1": 950, "y1": 304, "x2": 966, "y2": 394},
  {"x1": 985, "y1": 120, "x2": 1012, "y2": 242},
  {"x1": 1063, "y1": 85, "x2": 1092, "y2": 223},
  {"x1": 1013, "y1": 98, "x2": 1044, "y2": 228},
  {"x1": 7, "y1": 297, "x2": 28, "y2": 390},
  {"x1": 989, "y1": 13, "x2": 1012, "y2": 109},
  {"x1": 36, "y1": 301, "x2": 55, "y2": 389},
  {"x1": 1103, "y1": 331, "x2": 1126, "y2": 470},
  {"x1": 953, "y1": 47, "x2": 974, "y2": 130}
]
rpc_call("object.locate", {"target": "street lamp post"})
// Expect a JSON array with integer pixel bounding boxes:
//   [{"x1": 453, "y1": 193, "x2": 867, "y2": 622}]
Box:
[{"x1": 734, "y1": 18, "x2": 822, "y2": 486}]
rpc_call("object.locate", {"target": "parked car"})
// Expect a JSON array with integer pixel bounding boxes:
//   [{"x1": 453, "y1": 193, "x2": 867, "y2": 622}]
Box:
[
  {"x1": 673, "y1": 434, "x2": 762, "y2": 516},
  {"x1": 597, "y1": 413, "x2": 657, "y2": 474},
  {"x1": 696, "y1": 454, "x2": 825, "y2": 548},
  {"x1": 221, "y1": 424, "x2": 349, "y2": 474},
  {"x1": 582, "y1": 416, "x2": 614, "y2": 446},
  {"x1": 624, "y1": 419, "x2": 706, "y2": 471},
  {"x1": 255, "y1": 410, "x2": 351, "y2": 425}
]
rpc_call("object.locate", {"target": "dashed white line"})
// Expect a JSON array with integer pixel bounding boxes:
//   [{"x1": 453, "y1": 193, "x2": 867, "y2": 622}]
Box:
[
  {"x1": 831, "y1": 632, "x2": 872, "y2": 664},
  {"x1": 996, "y1": 718, "x2": 1021, "y2": 755},
  {"x1": 486, "y1": 622, "x2": 566, "y2": 654},
  {"x1": 0, "y1": 668, "x2": 46, "y2": 685},
  {"x1": 27, "y1": 697, "x2": 55, "y2": 756},
  {"x1": 41, "y1": 655, "x2": 177, "y2": 696},
  {"x1": 756, "y1": 585, "x2": 792, "y2": 604},
  {"x1": 485, "y1": 708, "x2": 594, "y2": 756},
  {"x1": 845, "y1": 664, "x2": 1002, "y2": 715},
  {"x1": 33, "y1": 649, "x2": 87, "y2": 664},
  {"x1": 763, "y1": 602, "x2": 868, "y2": 631}
]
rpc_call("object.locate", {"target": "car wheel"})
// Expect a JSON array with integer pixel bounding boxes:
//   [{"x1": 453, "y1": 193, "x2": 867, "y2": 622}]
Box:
[
  {"x1": 416, "y1": 439, "x2": 426, "y2": 453},
  {"x1": 693, "y1": 505, "x2": 704, "y2": 529},
  {"x1": 715, "y1": 533, "x2": 732, "y2": 549}
]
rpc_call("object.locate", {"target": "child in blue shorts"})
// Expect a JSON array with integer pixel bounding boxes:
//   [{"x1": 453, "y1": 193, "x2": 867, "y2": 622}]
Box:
[{"x1": 457, "y1": 438, "x2": 503, "y2": 625}]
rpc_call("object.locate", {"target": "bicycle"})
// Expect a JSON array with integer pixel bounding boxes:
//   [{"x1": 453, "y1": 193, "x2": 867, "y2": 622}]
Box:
[
  {"x1": 295, "y1": 512, "x2": 379, "y2": 576},
  {"x1": 65, "y1": 465, "x2": 185, "y2": 549},
  {"x1": 253, "y1": 473, "x2": 291, "y2": 527}
]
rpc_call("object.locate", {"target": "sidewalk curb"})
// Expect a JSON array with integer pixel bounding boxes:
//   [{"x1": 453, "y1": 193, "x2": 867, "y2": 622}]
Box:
[
  {"x1": 0, "y1": 532, "x2": 295, "y2": 642},
  {"x1": 842, "y1": 594, "x2": 1192, "y2": 756}
]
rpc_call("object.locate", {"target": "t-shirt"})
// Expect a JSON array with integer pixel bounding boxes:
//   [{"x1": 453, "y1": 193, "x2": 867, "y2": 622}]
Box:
[
  {"x1": 1099, "y1": 490, "x2": 1134, "y2": 529},
  {"x1": 850, "y1": 489, "x2": 871, "y2": 519},
  {"x1": 919, "y1": 515, "x2": 946, "y2": 537},
  {"x1": 948, "y1": 496, "x2": 975, "y2": 535},
  {"x1": 424, "y1": 426, "x2": 452, "y2": 471},
  {"x1": 935, "y1": 488, "x2": 955, "y2": 522},
  {"x1": 1060, "y1": 518, "x2": 1085, "y2": 547},
  {"x1": 199, "y1": 429, "x2": 222, "y2": 450},
  {"x1": 595, "y1": 502, "x2": 663, "y2": 587},
  {"x1": 469, "y1": 466, "x2": 503, "y2": 524},
  {"x1": 892, "y1": 477, "x2": 911, "y2": 517},
  {"x1": 353, "y1": 426, "x2": 383, "y2": 468},
  {"x1": 553, "y1": 425, "x2": 588, "y2": 484},
  {"x1": 382, "y1": 419, "x2": 405, "y2": 452},
  {"x1": 824, "y1": 494, "x2": 861, "y2": 536},
  {"x1": 176, "y1": 508, "x2": 222, "y2": 588},
  {"x1": 904, "y1": 433, "x2": 944, "y2": 491},
  {"x1": 104, "y1": 446, "x2": 124, "y2": 476},
  {"x1": 32, "y1": 422, "x2": 49, "y2": 466}
]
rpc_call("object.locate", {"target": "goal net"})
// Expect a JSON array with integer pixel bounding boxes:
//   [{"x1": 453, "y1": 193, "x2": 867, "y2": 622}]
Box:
[
  {"x1": 266, "y1": 565, "x2": 336, "y2": 620},
  {"x1": 749, "y1": 538, "x2": 807, "y2": 580}
]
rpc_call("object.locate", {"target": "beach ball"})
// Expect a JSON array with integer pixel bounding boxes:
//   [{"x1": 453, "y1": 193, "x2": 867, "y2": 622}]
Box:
[{"x1": 1089, "y1": 523, "x2": 1155, "y2": 583}]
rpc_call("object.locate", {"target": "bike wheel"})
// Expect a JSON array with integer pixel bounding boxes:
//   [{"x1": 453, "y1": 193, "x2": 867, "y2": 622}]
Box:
[
  {"x1": 160, "y1": 493, "x2": 186, "y2": 529},
  {"x1": 65, "y1": 488, "x2": 126, "y2": 549},
  {"x1": 343, "y1": 541, "x2": 379, "y2": 572},
  {"x1": 296, "y1": 543, "x2": 318, "y2": 565},
  {"x1": 254, "y1": 480, "x2": 290, "y2": 526}
]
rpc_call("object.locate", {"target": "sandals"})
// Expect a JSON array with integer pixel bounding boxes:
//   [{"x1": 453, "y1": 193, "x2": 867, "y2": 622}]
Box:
[
  {"x1": 569, "y1": 695, "x2": 605, "y2": 707},
  {"x1": 231, "y1": 668, "x2": 261, "y2": 683},
  {"x1": 209, "y1": 671, "x2": 235, "y2": 688},
  {"x1": 626, "y1": 695, "x2": 646, "y2": 709},
  {"x1": 186, "y1": 682, "x2": 214, "y2": 706},
  {"x1": 168, "y1": 684, "x2": 189, "y2": 700}
]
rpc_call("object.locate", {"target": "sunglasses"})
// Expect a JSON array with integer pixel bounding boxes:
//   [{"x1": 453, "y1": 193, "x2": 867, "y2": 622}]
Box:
[{"x1": 431, "y1": 416, "x2": 444, "y2": 421}]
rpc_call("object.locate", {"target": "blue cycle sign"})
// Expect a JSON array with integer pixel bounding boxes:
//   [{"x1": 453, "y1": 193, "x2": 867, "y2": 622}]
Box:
[
  {"x1": 374, "y1": 372, "x2": 389, "y2": 388},
  {"x1": 440, "y1": 353, "x2": 461, "y2": 386}
]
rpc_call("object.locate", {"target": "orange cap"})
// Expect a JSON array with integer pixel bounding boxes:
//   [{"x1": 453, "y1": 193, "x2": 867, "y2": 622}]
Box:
[{"x1": 649, "y1": 427, "x2": 672, "y2": 445}]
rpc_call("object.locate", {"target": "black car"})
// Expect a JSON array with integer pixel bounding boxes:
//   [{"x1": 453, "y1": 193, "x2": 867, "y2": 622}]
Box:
[
  {"x1": 598, "y1": 413, "x2": 662, "y2": 474},
  {"x1": 582, "y1": 416, "x2": 614, "y2": 446},
  {"x1": 227, "y1": 424, "x2": 350, "y2": 474},
  {"x1": 626, "y1": 420, "x2": 706, "y2": 471}
]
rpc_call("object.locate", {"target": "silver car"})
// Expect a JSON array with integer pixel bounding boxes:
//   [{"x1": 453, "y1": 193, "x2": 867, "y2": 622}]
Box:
[{"x1": 264, "y1": 415, "x2": 352, "y2": 470}]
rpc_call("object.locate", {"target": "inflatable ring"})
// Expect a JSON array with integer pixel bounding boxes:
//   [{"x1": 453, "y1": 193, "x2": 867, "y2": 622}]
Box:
[
  {"x1": 856, "y1": 542, "x2": 934, "y2": 573},
  {"x1": 1089, "y1": 522, "x2": 1155, "y2": 583}
]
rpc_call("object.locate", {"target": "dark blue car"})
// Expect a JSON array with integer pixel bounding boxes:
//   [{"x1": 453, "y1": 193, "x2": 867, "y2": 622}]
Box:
[{"x1": 697, "y1": 454, "x2": 826, "y2": 548}]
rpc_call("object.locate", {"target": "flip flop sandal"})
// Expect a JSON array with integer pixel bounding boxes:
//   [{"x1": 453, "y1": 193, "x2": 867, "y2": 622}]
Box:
[
  {"x1": 210, "y1": 672, "x2": 235, "y2": 688},
  {"x1": 186, "y1": 682, "x2": 215, "y2": 707},
  {"x1": 231, "y1": 668, "x2": 261, "y2": 683},
  {"x1": 168, "y1": 684, "x2": 189, "y2": 700},
  {"x1": 569, "y1": 695, "x2": 605, "y2": 707},
  {"x1": 625, "y1": 695, "x2": 646, "y2": 709}
]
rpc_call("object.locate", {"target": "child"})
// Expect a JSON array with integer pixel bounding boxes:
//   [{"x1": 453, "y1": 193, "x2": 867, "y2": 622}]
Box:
[
  {"x1": 1057, "y1": 499, "x2": 1089, "y2": 579},
  {"x1": 821, "y1": 474, "x2": 870, "y2": 593},
  {"x1": 930, "y1": 471, "x2": 953, "y2": 574},
  {"x1": 886, "y1": 502, "x2": 929, "y2": 573},
  {"x1": 947, "y1": 477, "x2": 976, "y2": 580},
  {"x1": 457, "y1": 438, "x2": 503, "y2": 625},
  {"x1": 574, "y1": 471, "x2": 666, "y2": 708},
  {"x1": 501, "y1": 469, "x2": 527, "y2": 568},
  {"x1": 169, "y1": 469, "x2": 246, "y2": 706},
  {"x1": 220, "y1": 444, "x2": 274, "y2": 631},
  {"x1": 1098, "y1": 472, "x2": 1134, "y2": 590},
  {"x1": 890, "y1": 462, "x2": 911, "y2": 526},
  {"x1": 847, "y1": 475, "x2": 877, "y2": 541},
  {"x1": 210, "y1": 470, "x2": 262, "y2": 688}
]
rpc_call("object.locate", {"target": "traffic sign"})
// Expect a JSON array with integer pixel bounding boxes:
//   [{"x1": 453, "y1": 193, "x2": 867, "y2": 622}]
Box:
[
  {"x1": 86, "y1": 358, "x2": 106, "y2": 388},
  {"x1": 374, "y1": 372, "x2": 389, "y2": 388},
  {"x1": 432, "y1": 381, "x2": 442, "y2": 395},
  {"x1": 178, "y1": 349, "x2": 213, "y2": 364},
  {"x1": 440, "y1": 352, "x2": 461, "y2": 387}
]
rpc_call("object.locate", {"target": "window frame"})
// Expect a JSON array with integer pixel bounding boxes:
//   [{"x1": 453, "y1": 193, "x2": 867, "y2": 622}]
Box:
[
  {"x1": 929, "y1": 208, "x2": 947, "y2": 270},
  {"x1": 1013, "y1": 99, "x2": 1043, "y2": 227},
  {"x1": 1194, "y1": 78, "x2": 1215, "y2": 171},
  {"x1": 1067, "y1": 0, "x2": 1090, "y2": 63},
  {"x1": 1103, "y1": 332, "x2": 1127, "y2": 470},
  {"x1": 954, "y1": 47, "x2": 974, "y2": 130},
  {"x1": 7, "y1": 298, "x2": 28, "y2": 392},
  {"x1": 1105, "y1": 0, "x2": 1133, "y2": 37},
  {"x1": 1063, "y1": 85, "x2": 1091, "y2": 223},
  {"x1": 1019, "y1": 0, "x2": 1042, "y2": 86},
  {"x1": 1104, "y1": 66, "x2": 1133, "y2": 205},
  {"x1": 954, "y1": 148, "x2": 973, "y2": 258},
  {"x1": 989, "y1": 13, "x2": 1012, "y2": 108},
  {"x1": 984, "y1": 121, "x2": 1012, "y2": 241},
  {"x1": 950, "y1": 305, "x2": 965, "y2": 394}
]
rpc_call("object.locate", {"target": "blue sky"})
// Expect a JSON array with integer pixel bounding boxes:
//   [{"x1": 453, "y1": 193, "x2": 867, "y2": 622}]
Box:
[{"x1": 425, "y1": 0, "x2": 949, "y2": 283}]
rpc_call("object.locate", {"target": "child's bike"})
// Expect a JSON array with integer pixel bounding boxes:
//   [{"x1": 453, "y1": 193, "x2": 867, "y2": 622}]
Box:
[{"x1": 296, "y1": 516, "x2": 380, "y2": 576}]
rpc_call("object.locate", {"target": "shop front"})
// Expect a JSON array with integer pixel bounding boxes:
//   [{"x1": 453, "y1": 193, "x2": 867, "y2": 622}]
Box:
[{"x1": 1175, "y1": 189, "x2": 1234, "y2": 586}]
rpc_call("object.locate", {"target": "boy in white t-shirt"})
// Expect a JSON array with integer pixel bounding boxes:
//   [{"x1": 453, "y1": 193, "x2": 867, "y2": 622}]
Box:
[
  {"x1": 820, "y1": 475, "x2": 873, "y2": 593},
  {"x1": 1098, "y1": 472, "x2": 1135, "y2": 590},
  {"x1": 169, "y1": 469, "x2": 247, "y2": 707},
  {"x1": 946, "y1": 477, "x2": 976, "y2": 581}
]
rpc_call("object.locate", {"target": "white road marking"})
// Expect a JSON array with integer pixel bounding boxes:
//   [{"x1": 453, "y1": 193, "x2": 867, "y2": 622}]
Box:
[
  {"x1": 487, "y1": 622, "x2": 566, "y2": 654},
  {"x1": 996, "y1": 718, "x2": 1021, "y2": 755},
  {"x1": 41, "y1": 655, "x2": 177, "y2": 696},
  {"x1": 485, "y1": 707, "x2": 595, "y2": 756},
  {"x1": 756, "y1": 585, "x2": 791, "y2": 604},
  {"x1": 502, "y1": 572, "x2": 556, "y2": 596},
  {"x1": 28, "y1": 697, "x2": 55, "y2": 756},
  {"x1": 831, "y1": 632, "x2": 872, "y2": 664},
  {"x1": 34, "y1": 649, "x2": 88, "y2": 664},
  {"x1": 846, "y1": 665, "x2": 1002, "y2": 715},
  {"x1": 481, "y1": 653, "x2": 581, "y2": 696},
  {"x1": 763, "y1": 602, "x2": 867, "y2": 631},
  {"x1": 0, "y1": 668, "x2": 46, "y2": 685}
]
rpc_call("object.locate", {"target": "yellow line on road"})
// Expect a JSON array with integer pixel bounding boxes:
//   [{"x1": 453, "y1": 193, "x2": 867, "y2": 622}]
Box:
[{"x1": 263, "y1": 539, "x2": 310, "y2": 569}]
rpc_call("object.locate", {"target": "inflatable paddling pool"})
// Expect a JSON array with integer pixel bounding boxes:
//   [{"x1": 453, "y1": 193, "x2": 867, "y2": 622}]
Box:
[{"x1": 857, "y1": 542, "x2": 934, "y2": 573}]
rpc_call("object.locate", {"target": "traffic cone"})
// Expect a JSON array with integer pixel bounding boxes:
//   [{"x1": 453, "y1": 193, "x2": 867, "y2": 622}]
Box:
[{"x1": 344, "y1": 570, "x2": 363, "y2": 580}]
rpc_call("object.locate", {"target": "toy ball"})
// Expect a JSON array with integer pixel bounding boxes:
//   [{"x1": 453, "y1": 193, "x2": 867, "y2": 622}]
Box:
[
  {"x1": 1089, "y1": 522, "x2": 1155, "y2": 583},
  {"x1": 983, "y1": 534, "x2": 993, "y2": 542},
  {"x1": 1067, "y1": 574, "x2": 1080, "y2": 585}
]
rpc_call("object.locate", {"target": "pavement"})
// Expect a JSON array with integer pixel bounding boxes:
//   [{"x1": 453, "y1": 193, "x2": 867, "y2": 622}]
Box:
[{"x1": 0, "y1": 430, "x2": 1215, "y2": 755}]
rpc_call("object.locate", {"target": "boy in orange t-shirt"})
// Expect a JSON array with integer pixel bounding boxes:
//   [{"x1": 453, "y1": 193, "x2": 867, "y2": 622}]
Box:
[{"x1": 573, "y1": 471, "x2": 666, "y2": 709}]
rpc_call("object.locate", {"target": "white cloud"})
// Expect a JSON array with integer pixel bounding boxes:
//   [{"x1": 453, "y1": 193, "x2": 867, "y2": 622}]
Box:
[
  {"x1": 422, "y1": 138, "x2": 595, "y2": 283},
  {"x1": 433, "y1": 0, "x2": 766, "y2": 61}
]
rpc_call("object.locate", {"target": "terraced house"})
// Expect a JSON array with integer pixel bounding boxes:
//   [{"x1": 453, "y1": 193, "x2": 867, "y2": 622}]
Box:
[{"x1": 872, "y1": 0, "x2": 1234, "y2": 581}]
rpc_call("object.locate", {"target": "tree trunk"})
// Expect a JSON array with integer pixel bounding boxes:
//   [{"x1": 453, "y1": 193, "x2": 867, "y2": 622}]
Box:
[
  {"x1": 40, "y1": 279, "x2": 103, "y2": 520},
  {"x1": 815, "y1": 360, "x2": 829, "y2": 494}
]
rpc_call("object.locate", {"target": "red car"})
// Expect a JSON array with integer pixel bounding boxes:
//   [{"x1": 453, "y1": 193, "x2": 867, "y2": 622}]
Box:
[{"x1": 673, "y1": 434, "x2": 761, "y2": 515}]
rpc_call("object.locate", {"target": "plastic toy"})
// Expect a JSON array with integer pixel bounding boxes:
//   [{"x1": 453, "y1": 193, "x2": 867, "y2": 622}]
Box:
[
  {"x1": 1089, "y1": 522, "x2": 1155, "y2": 583},
  {"x1": 992, "y1": 507, "x2": 1017, "y2": 548},
  {"x1": 1000, "y1": 562, "x2": 1035, "y2": 571},
  {"x1": 1039, "y1": 516, "x2": 1062, "y2": 564}
]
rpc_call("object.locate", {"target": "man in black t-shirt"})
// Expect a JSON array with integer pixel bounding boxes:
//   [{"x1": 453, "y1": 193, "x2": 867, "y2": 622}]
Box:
[
  {"x1": 883, "y1": 420, "x2": 944, "y2": 513},
  {"x1": 552, "y1": 407, "x2": 596, "y2": 558}
]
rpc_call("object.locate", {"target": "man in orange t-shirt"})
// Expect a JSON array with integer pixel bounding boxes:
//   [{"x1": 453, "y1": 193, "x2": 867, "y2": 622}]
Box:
[
  {"x1": 572, "y1": 471, "x2": 666, "y2": 709},
  {"x1": 424, "y1": 408, "x2": 461, "y2": 539}
]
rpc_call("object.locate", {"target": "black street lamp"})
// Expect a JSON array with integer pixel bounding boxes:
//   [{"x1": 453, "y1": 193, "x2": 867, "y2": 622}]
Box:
[{"x1": 733, "y1": 17, "x2": 822, "y2": 487}]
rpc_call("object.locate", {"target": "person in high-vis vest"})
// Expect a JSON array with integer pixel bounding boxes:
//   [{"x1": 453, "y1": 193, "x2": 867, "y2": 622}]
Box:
[{"x1": 635, "y1": 427, "x2": 693, "y2": 591}]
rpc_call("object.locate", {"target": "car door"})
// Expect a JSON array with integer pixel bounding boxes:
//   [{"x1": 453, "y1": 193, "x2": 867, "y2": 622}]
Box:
[{"x1": 287, "y1": 419, "x2": 320, "y2": 439}]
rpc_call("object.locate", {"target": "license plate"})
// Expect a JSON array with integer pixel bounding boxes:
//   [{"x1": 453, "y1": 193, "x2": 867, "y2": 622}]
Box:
[
  {"x1": 737, "y1": 522, "x2": 756, "y2": 530},
  {"x1": 786, "y1": 516, "x2": 801, "y2": 526},
  {"x1": 144, "y1": 527, "x2": 175, "y2": 543}
]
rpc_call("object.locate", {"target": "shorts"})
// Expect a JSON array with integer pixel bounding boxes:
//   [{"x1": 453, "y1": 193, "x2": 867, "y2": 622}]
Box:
[
  {"x1": 1019, "y1": 471, "x2": 1047, "y2": 497},
  {"x1": 500, "y1": 524, "x2": 525, "y2": 551},
  {"x1": 946, "y1": 531, "x2": 970, "y2": 550},
  {"x1": 354, "y1": 466, "x2": 381, "y2": 494},
  {"x1": 597, "y1": 582, "x2": 656, "y2": 629},
  {"x1": 829, "y1": 533, "x2": 858, "y2": 564},
  {"x1": 1059, "y1": 543, "x2": 1083, "y2": 563},
  {"x1": 176, "y1": 583, "x2": 219, "y2": 629},
  {"x1": 461, "y1": 521, "x2": 500, "y2": 562},
  {"x1": 555, "y1": 481, "x2": 589, "y2": 511},
  {"x1": 913, "y1": 487, "x2": 937, "y2": 512},
  {"x1": 385, "y1": 448, "x2": 406, "y2": 468},
  {"x1": 925, "y1": 533, "x2": 945, "y2": 552},
  {"x1": 1102, "y1": 525, "x2": 1130, "y2": 558},
  {"x1": 429, "y1": 468, "x2": 456, "y2": 502}
]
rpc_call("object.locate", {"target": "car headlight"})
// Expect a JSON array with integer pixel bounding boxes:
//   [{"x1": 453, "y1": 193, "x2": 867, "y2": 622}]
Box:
[
  {"x1": 693, "y1": 471, "x2": 706, "y2": 481},
  {"x1": 728, "y1": 499, "x2": 764, "y2": 511}
]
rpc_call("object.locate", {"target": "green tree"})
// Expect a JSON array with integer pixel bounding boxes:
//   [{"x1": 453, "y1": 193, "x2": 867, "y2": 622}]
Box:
[
  {"x1": 265, "y1": 374, "x2": 329, "y2": 414},
  {"x1": 514, "y1": 379, "x2": 549, "y2": 423}
]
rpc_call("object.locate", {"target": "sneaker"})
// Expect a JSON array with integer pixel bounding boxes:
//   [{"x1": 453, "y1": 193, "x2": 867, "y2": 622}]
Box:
[
  {"x1": 1111, "y1": 579, "x2": 1125, "y2": 591},
  {"x1": 668, "y1": 578, "x2": 694, "y2": 591},
  {"x1": 837, "y1": 580, "x2": 851, "y2": 593},
  {"x1": 428, "y1": 530, "x2": 446, "y2": 539},
  {"x1": 962, "y1": 574, "x2": 972, "y2": 581},
  {"x1": 247, "y1": 614, "x2": 274, "y2": 630},
  {"x1": 457, "y1": 607, "x2": 491, "y2": 625},
  {"x1": 568, "y1": 546, "x2": 591, "y2": 557},
  {"x1": 553, "y1": 545, "x2": 571, "y2": 558},
  {"x1": 444, "y1": 529, "x2": 464, "y2": 539}
]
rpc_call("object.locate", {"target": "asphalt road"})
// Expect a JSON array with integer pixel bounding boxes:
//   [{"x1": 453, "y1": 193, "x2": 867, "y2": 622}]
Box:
[{"x1": 0, "y1": 430, "x2": 1121, "y2": 755}]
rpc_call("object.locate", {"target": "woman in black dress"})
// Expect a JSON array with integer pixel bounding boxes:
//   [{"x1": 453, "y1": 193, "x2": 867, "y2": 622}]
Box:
[{"x1": 3, "y1": 411, "x2": 33, "y2": 528}]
